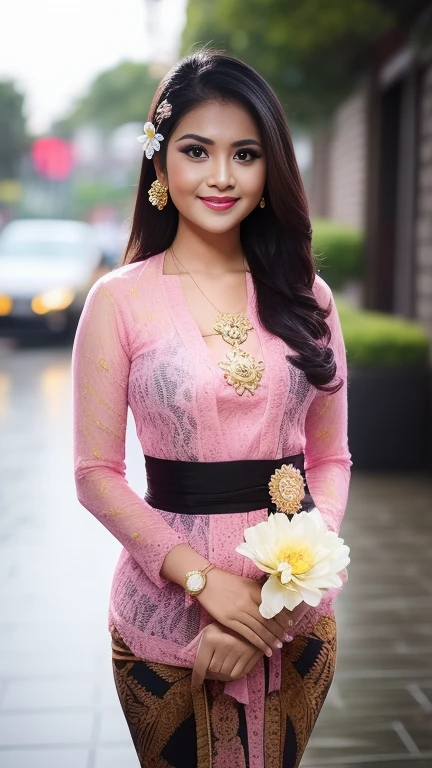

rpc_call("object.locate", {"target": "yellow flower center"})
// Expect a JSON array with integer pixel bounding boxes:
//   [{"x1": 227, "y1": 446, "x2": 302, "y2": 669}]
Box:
[
  {"x1": 146, "y1": 126, "x2": 155, "y2": 139},
  {"x1": 277, "y1": 544, "x2": 314, "y2": 575}
]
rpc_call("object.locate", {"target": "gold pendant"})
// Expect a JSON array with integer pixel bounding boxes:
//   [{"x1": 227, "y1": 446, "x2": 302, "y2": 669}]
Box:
[
  {"x1": 213, "y1": 313, "x2": 253, "y2": 346},
  {"x1": 268, "y1": 464, "x2": 305, "y2": 515},
  {"x1": 218, "y1": 346, "x2": 265, "y2": 395}
]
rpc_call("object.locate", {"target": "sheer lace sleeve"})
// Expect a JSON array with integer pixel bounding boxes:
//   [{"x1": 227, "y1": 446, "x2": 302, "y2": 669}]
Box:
[
  {"x1": 72, "y1": 276, "x2": 187, "y2": 587},
  {"x1": 304, "y1": 279, "x2": 352, "y2": 534}
]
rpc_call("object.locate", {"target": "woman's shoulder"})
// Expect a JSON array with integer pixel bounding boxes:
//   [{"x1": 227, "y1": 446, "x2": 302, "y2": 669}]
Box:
[
  {"x1": 89, "y1": 254, "x2": 162, "y2": 302},
  {"x1": 99, "y1": 256, "x2": 159, "y2": 290}
]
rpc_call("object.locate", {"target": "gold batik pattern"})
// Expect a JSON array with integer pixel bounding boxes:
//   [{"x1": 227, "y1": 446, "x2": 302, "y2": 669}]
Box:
[
  {"x1": 207, "y1": 688, "x2": 247, "y2": 768},
  {"x1": 111, "y1": 628, "x2": 249, "y2": 768},
  {"x1": 264, "y1": 615, "x2": 337, "y2": 768},
  {"x1": 112, "y1": 618, "x2": 336, "y2": 768},
  {"x1": 112, "y1": 629, "x2": 195, "y2": 767}
]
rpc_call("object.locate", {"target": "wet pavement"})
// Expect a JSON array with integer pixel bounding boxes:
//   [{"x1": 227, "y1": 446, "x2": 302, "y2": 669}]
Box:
[{"x1": 0, "y1": 344, "x2": 431, "y2": 768}]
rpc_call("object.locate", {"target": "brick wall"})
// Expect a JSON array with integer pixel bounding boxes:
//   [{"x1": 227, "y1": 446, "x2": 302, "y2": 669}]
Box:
[
  {"x1": 310, "y1": 86, "x2": 368, "y2": 230},
  {"x1": 415, "y1": 62, "x2": 432, "y2": 354}
]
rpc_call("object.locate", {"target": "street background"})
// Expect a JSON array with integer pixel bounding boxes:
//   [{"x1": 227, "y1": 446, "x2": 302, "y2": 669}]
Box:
[{"x1": 1, "y1": 1, "x2": 432, "y2": 766}]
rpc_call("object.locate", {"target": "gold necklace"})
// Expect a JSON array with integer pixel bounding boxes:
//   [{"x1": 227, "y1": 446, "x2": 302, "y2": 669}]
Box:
[{"x1": 169, "y1": 246, "x2": 265, "y2": 395}]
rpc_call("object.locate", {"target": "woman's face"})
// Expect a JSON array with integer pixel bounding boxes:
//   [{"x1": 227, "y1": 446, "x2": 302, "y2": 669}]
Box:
[{"x1": 156, "y1": 100, "x2": 266, "y2": 234}]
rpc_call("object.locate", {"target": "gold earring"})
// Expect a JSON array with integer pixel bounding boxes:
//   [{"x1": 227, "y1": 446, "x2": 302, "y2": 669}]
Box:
[
  {"x1": 259, "y1": 197, "x2": 266, "y2": 209},
  {"x1": 148, "y1": 180, "x2": 168, "y2": 210}
]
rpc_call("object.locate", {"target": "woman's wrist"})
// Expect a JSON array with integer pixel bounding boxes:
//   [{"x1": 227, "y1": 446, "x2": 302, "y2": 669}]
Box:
[{"x1": 160, "y1": 542, "x2": 213, "y2": 587}]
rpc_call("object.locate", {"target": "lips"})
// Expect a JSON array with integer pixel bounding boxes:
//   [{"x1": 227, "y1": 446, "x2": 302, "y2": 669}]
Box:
[{"x1": 199, "y1": 196, "x2": 239, "y2": 211}]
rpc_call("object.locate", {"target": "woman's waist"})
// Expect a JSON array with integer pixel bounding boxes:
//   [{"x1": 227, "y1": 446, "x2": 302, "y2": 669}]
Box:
[{"x1": 143, "y1": 452, "x2": 315, "y2": 516}]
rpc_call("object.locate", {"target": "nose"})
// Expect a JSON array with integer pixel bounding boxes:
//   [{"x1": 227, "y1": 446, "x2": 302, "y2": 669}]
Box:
[{"x1": 207, "y1": 155, "x2": 235, "y2": 190}]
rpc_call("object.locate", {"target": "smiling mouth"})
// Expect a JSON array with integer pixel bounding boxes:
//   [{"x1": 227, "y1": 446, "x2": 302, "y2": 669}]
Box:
[{"x1": 199, "y1": 197, "x2": 240, "y2": 210}]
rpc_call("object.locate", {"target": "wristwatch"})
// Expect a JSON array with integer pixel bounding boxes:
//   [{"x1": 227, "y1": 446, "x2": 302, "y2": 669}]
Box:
[{"x1": 184, "y1": 564, "x2": 215, "y2": 596}]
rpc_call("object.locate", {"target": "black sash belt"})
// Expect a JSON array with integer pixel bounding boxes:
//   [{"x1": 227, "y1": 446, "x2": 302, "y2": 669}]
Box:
[{"x1": 143, "y1": 453, "x2": 315, "y2": 515}]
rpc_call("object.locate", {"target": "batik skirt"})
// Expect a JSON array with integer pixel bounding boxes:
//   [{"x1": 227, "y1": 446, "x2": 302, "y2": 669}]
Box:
[{"x1": 111, "y1": 614, "x2": 337, "y2": 768}]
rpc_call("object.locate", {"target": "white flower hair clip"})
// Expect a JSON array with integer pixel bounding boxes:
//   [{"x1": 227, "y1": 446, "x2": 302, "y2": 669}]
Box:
[
  {"x1": 137, "y1": 122, "x2": 164, "y2": 160},
  {"x1": 137, "y1": 99, "x2": 172, "y2": 160}
]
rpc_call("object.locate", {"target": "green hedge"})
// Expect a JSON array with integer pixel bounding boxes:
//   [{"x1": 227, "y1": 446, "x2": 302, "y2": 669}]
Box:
[
  {"x1": 335, "y1": 296, "x2": 430, "y2": 367},
  {"x1": 312, "y1": 219, "x2": 364, "y2": 290}
]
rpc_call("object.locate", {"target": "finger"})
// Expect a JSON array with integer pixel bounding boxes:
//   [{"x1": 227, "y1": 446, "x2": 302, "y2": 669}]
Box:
[
  {"x1": 230, "y1": 618, "x2": 275, "y2": 656},
  {"x1": 263, "y1": 616, "x2": 287, "y2": 642},
  {"x1": 244, "y1": 598, "x2": 286, "y2": 642},
  {"x1": 208, "y1": 650, "x2": 227, "y2": 675},
  {"x1": 280, "y1": 607, "x2": 296, "y2": 623},
  {"x1": 246, "y1": 613, "x2": 285, "y2": 647},
  {"x1": 249, "y1": 590, "x2": 290, "y2": 638},
  {"x1": 242, "y1": 652, "x2": 262, "y2": 678},
  {"x1": 219, "y1": 649, "x2": 244, "y2": 679},
  {"x1": 229, "y1": 614, "x2": 280, "y2": 656},
  {"x1": 205, "y1": 670, "x2": 232, "y2": 681},
  {"x1": 230, "y1": 650, "x2": 262, "y2": 680},
  {"x1": 273, "y1": 612, "x2": 290, "y2": 631},
  {"x1": 191, "y1": 637, "x2": 214, "y2": 688}
]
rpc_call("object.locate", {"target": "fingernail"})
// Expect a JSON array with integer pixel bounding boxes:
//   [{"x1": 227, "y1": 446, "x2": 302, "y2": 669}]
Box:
[
  {"x1": 266, "y1": 648, "x2": 273, "y2": 657},
  {"x1": 276, "y1": 641, "x2": 283, "y2": 649}
]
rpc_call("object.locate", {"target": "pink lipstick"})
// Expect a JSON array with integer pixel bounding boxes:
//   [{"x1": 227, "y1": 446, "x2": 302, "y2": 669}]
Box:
[{"x1": 199, "y1": 196, "x2": 239, "y2": 211}]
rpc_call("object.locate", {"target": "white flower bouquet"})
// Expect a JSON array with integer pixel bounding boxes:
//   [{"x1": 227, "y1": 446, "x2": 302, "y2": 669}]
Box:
[{"x1": 236, "y1": 507, "x2": 350, "y2": 619}]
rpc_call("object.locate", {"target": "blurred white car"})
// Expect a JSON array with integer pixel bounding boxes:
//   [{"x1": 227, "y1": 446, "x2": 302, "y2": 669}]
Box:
[{"x1": 0, "y1": 218, "x2": 113, "y2": 338}]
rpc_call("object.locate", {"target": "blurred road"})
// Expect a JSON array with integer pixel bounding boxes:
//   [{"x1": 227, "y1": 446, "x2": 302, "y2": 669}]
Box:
[{"x1": 0, "y1": 343, "x2": 431, "y2": 768}]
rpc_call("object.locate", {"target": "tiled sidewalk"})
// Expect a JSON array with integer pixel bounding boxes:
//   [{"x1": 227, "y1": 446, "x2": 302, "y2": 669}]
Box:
[
  {"x1": 0, "y1": 347, "x2": 431, "y2": 766},
  {"x1": 303, "y1": 472, "x2": 432, "y2": 767}
]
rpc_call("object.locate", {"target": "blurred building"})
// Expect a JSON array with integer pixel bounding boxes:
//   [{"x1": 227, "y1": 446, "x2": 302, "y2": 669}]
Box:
[{"x1": 309, "y1": 0, "x2": 432, "y2": 354}]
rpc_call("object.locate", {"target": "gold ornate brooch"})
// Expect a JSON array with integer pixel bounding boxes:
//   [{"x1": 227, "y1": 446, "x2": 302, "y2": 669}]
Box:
[
  {"x1": 214, "y1": 313, "x2": 265, "y2": 396},
  {"x1": 268, "y1": 464, "x2": 305, "y2": 515}
]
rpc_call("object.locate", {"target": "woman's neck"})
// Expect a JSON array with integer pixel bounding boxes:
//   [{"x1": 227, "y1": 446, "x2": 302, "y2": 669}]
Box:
[{"x1": 171, "y1": 218, "x2": 245, "y2": 275}]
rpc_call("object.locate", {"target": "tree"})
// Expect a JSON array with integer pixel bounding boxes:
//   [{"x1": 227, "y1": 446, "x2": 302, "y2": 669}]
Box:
[
  {"x1": 54, "y1": 61, "x2": 162, "y2": 136},
  {"x1": 181, "y1": 0, "x2": 396, "y2": 126},
  {"x1": 0, "y1": 80, "x2": 27, "y2": 179}
]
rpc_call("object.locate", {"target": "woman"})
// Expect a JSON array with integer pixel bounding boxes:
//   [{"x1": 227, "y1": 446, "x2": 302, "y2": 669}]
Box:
[{"x1": 72, "y1": 50, "x2": 352, "y2": 768}]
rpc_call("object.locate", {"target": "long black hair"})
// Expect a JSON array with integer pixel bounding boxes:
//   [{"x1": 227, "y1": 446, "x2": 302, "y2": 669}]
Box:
[{"x1": 123, "y1": 49, "x2": 342, "y2": 393}]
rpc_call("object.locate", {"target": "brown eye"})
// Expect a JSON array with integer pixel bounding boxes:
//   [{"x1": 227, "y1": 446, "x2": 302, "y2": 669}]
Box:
[
  {"x1": 234, "y1": 148, "x2": 261, "y2": 162},
  {"x1": 180, "y1": 144, "x2": 208, "y2": 159}
]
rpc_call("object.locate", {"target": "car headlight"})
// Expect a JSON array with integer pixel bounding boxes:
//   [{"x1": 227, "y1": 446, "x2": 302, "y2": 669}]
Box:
[
  {"x1": 0, "y1": 295, "x2": 13, "y2": 316},
  {"x1": 31, "y1": 288, "x2": 75, "y2": 314}
]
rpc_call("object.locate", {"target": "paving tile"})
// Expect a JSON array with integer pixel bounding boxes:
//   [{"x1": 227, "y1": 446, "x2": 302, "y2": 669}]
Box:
[
  {"x1": 0, "y1": 748, "x2": 89, "y2": 768},
  {"x1": 94, "y1": 745, "x2": 140, "y2": 768},
  {"x1": 0, "y1": 622, "x2": 102, "y2": 654},
  {"x1": 0, "y1": 648, "x2": 99, "y2": 678},
  {"x1": 303, "y1": 720, "x2": 410, "y2": 759},
  {"x1": 402, "y1": 714, "x2": 432, "y2": 751},
  {"x1": 0, "y1": 712, "x2": 94, "y2": 747},
  {"x1": 1, "y1": 679, "x2": 95, "y2": 711},
  {"x1": 316, "y1": 685, "x2": 426, "y2": 721}
]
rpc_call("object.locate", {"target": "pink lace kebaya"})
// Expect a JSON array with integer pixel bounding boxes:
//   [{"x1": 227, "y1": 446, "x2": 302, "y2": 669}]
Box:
[{"x1": 72, "y1": 250, "x2": 352, "y2": 767}]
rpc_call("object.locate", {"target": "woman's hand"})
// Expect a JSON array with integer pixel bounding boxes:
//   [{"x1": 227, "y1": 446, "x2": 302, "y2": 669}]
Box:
[
  {"x1": 196, "y1": 569, "x2": 292, "y2": 656},
  {"x1": 282, "y1": 601, "x2": 312, "y2": 637},
  {"x1": 191, "y1": 622, "x2": 264, "y2": 687}
]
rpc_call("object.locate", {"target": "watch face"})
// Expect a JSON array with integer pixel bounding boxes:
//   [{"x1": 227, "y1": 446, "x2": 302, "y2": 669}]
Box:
[{"x1": 186, "y1": 572, "x2": 205, "y2": 593}]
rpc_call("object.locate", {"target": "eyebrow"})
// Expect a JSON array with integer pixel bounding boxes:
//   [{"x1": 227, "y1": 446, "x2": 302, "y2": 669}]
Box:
[{"x1": 175, "y1": 133, "x2": 262, "y2": 148}]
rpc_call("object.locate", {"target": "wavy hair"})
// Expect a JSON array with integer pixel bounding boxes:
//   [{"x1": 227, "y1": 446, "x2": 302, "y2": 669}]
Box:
[{"x1": 122, "y1": 50, "x2": 342, "y2": 393}]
